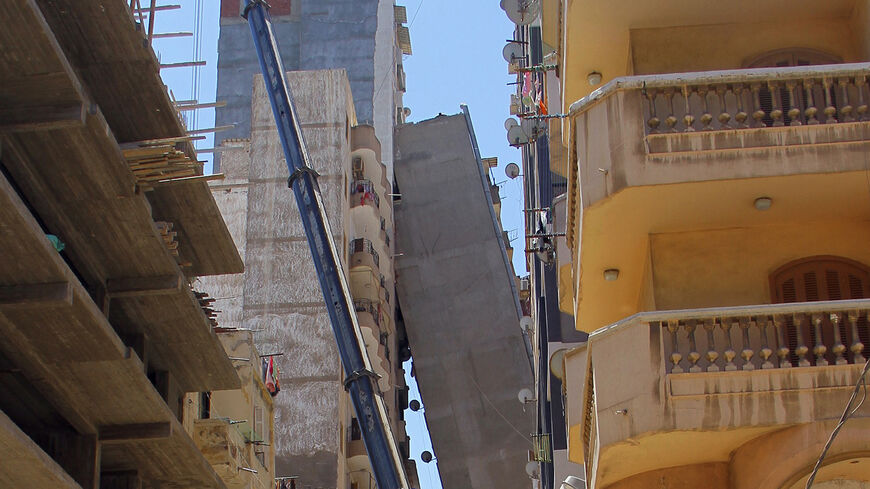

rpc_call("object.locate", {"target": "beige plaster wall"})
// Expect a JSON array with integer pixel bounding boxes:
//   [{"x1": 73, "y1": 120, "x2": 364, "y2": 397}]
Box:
[
  {"x1": 630, "y1": 19, "x2": 860, "y2": 75},
  {"x1": 604, "y1": 462, "x2": 728, "y2": 489},
  {"x1": 650, "y1": 221, "x2": 870, "y2": 310}
]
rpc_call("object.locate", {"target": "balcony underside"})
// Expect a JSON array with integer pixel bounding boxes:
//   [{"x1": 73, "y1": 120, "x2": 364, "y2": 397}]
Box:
[{"x1": 574, "y1": 170, "x2": 870, "y2": 332}]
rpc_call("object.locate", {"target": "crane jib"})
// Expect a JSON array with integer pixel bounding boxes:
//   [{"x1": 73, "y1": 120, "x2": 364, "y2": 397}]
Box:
[{"x1": 242, "y1": 2, "x2": 408, "y2": 489}]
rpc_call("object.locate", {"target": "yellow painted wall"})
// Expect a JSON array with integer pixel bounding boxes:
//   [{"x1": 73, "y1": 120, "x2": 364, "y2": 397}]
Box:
[
  {"x1": 630, "y1": 19, "x2": 859, "y2": 75},
  {"x1": 650, "y1": 221, "x2": 870, "y2": 310}
]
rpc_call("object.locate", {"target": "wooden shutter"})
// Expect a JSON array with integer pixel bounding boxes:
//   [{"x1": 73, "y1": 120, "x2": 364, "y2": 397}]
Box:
[{"x1": 771, "y1": 256, "x2": 870, "y2": 364}]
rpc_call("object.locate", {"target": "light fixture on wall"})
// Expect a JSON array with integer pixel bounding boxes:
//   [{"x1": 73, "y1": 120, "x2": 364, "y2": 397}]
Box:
[
  {"x1": 603, "y1": 268, "x2": 620, "y2": 281},
  {"x1": 754, "y1": 196, "x2": 773, "y2": 211},
  {"x1": 587, "y1": 71, "x2": 602, "y2": 86}
]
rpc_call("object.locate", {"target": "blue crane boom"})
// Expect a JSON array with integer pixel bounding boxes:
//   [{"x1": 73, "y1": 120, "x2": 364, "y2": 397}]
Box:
[{"x1": 241, "y1": 2, "x2": 409, "y2": 489}]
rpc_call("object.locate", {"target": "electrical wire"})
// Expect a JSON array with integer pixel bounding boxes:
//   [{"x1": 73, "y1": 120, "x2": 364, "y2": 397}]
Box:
[
  {"x1": 464, "y1": 371, "x2": 534, "y2": 445},
  {"x1": 804, "y1": 357, "x2": 870, "y2": 488}
]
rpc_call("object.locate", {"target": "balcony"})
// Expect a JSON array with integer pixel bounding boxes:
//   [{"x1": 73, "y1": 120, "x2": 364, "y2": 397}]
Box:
[
  {"x1": 350, "y1": 238, "x2": 380, "y2": 270},
  {"x1": 570, "y1": 63, "x2": 870, "y2": 210},
  {"x1": 566, "y1": 63, "x2": 870, "y2": 333},
  {"x1": 193, "y1": 419, "x2": 253, "y2": 488},
  {"x1": 567, "y1": 299, "x2": 870, "y2": 488},
  {"x1": 351, "y1": 180, "x2": 381, "y2": 210}
]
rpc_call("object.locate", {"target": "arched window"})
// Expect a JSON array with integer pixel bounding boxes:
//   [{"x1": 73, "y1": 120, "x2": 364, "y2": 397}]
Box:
[
  {"x1": 770, "y1": 256, "x2": 870, "y2": 365},
  {"x1": 744, "y1": 48, "x2": 842, "y2": 69},
  {"x1": 744, "y1": 49, "x2": 842, "y2": 126},
  {"x1": 771, "y1": 256, "x2": 870, "y2": 303}
]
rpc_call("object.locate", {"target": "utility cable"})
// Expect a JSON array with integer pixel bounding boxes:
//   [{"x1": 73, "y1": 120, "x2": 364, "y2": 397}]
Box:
[
  {"x1": 464, "y1": 371, "x2": 533, "y2": 445},
  {"x1": 805, "y1": 357, "x2": 870, "y2": 488}
]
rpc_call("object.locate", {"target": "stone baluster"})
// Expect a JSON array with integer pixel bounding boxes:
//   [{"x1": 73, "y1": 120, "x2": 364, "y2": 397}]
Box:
[
  {"x1": 664, "y1": 87, "x2": 678, "y2": 132},
  {"x1": 739, "y1": 317, "x2": 755, "y2": 370},
  {"x1": 698, "y1": 86, "x2": 714, "y2": 130},
  {"x1": 811, "y1": 313, "x2": 828, "y2": 366},
  {"x1": 822, "y1": 78, "x2": 838, "y2": 124},
  {"x1": 733, "y1": 83, "x2": 749, "y2": 128},
  {"x1": 720, "y1": 318, "x2": 737, "y2": 371},
  {"x1": 750, "y1": 82, "x2": 766, "y2": 128},
  {"x1": 830, "y1": 312, "x2": 848, "y2": 366},
  {"x1": 804, "y1": 79, "x2": 819, "y2": 125},
  {"x1": 838, "y1": 77, "x2": 855, "y2": 122},
  {"x1": 774, "y1": 315, "x2": 791, "y2": 368},
  {"x1": 848, "y1": 311, "x2": 866, "y2": 363},
  {"x1": 686, "y1": 320, "x2": 701, "y2": 373},
  {"x1": 716, "y1": 85, "x2": 731, "y2": 129},
  {"x1": 666, "y1": 320, "x2": 683, "y2": 373},
  {"x1": 856, "y1": 77, "x2": 868, "y2": 122},
  {"x1": 757, "y1": 316, "x2": 774, "y2": 369},
  {"x1": 768, "y1": 81, "x2": 784, "y2": 127},
  {"x1": 703, "y1": 319, "x2": 720, "y2": 372},
  {"x1": 785, "y1": 80, "x2": 802, "y2": 126},
  {"x1": 794, "y1": 313, "x2": 811, "y2": 367},
  {"x1": 681, "y1": 86, "x2": 695, "y2": 132},
  {"x1": 645, "y1": 87, "x2": 660, "y2": 134}
]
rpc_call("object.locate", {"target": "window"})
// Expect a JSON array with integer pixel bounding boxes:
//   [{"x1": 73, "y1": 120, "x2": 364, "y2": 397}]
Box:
[
  {"x1": 744, "y1": 49, "x2": 842, "y2": 126},
  {"x1": 770, "y1": 256, "x2": 870, "y2": 364},
  {"x1": 350, "y1": 417, "x2": 362, "y2": 440}
]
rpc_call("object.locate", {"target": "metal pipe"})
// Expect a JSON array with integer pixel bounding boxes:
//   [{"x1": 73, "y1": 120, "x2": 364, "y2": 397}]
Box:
[{"x1": 241, "y1": 3, "x2": 407, "y2": 489}]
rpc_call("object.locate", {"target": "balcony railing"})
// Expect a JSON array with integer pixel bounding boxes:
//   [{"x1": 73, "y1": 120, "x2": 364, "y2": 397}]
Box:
[
  {"x1": 659, "y1": 299, "x2": 870, "y2": 373},
  {"x1": 354, "y1": 298, "x2": 380, "y2": 327},
  {"x1": 351, "y1": 179, "x2": 380, "y2": 209},
  {"x1": 349, "y1": 238, "x2": 380, "y2": 268},
  {"x1": 569, "y1": 63, "x2": 870, "y2": 135},
  {"x1": 573, "y1": 298, "x2": 870, "y2": 486}
]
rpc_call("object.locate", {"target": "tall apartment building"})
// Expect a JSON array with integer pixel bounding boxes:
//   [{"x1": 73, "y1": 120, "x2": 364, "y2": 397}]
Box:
[
  {"x1": 200, "y1": 69, "x2": 416, "y2": 489},
  {"x1": 215, "y1": 0, "x2": 411, "y2": 179},
  {"x1": 212, "y1": 3, "x2": 414, "y2": 488},
  {"x1": 521, "y1": 1, "x2": 870, "y2": 488}
]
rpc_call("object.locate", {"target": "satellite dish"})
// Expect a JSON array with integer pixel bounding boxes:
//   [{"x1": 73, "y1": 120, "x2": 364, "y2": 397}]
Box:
[
  {"x1": 504, "y1": 117, "x2": 519, "y2": 131},
  {"x1": 518, "y1": 387, "x2": 535, "y2": 404},
  {"x1": 409, "y1": 399, "x2": 421, "y2": 412},
  {"x1": 501, "y1": 0, "x2": 541, "y2": 26},
  {"x1": 502, "y1": 42, "x2": 524, "y2": 64},
  {"x1": 525, "y1": 461, "x2": 540, "y2": 479},
  {"x1": 507, "y1": 125, "x2": 530, "y2": 146},
  {"x1": 421, "y1": 451, "x2": 433, "y2": 463},
  {"x1": 519, "y1": 315, "x2": 533, "y2": 331},
  {"x1": 505, "y1": 162, "x2": 521, "y2": 179},
  {"x1": 550, "y1": 348, "x2": 569, "y2": 381}
]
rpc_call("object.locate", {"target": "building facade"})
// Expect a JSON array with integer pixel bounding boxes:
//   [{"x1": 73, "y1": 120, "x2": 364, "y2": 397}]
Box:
[
  {"x1": 199, "y1": 69, "x2": 416, "y2": 489},
  {"x1": 522, "y1": 1, "x2": 870, "y2": 488}
]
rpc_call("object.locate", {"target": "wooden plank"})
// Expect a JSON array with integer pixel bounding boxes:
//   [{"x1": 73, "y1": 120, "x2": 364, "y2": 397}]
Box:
[
  {"x1": 99, "y1": 422, "x2": 172, "y2": 443},
  {"x1": 106, "y1": 275, "x2": 182, "y2": 298},
  {"x1": 0, "y1": 103, "x2": 86, "y2": 132},
  {"x1": 0, "y1": 283, "x2": 73, "y2": 308}
]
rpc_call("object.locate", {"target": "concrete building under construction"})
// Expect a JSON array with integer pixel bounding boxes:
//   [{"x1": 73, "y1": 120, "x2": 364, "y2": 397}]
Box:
[{"x1": 0, "y1": 1, "x2": 278, "y2": 489}]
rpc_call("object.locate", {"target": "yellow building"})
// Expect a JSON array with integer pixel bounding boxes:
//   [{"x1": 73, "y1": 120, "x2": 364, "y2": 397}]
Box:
[
  {"x1": 539, "y1": 0, "x2": 870, "y2": 487},
  {"x1": 185, "y1": 331, "x2": 277, "y2": 489}
]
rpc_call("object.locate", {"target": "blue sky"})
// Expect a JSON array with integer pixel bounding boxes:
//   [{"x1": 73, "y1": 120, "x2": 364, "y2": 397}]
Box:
[{"x1": 151, "y1": 3, "x2": 524, "y2": 488}]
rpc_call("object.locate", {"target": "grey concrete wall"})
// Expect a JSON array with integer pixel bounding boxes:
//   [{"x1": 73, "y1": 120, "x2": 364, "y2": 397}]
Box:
[
  {"x1": 216, "y1": 0, "x2": 380, "y2": 171},
  {"x1": 394, "y1": 114, "x2": 536, "y2": 489},
  {"x1": 201, "y1": 70, "x2": 355, "y2": 489}
]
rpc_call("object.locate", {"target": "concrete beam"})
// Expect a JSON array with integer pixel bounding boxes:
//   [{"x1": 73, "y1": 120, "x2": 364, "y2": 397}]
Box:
[
  {"x1": 99, "y1": 422, "x2": 172, "y2": 443},
  {"x1": 0, "y1": 282, "x2": 72, "y2": 308}
]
